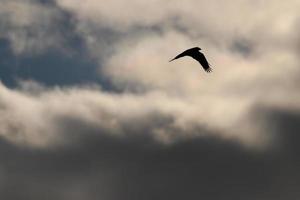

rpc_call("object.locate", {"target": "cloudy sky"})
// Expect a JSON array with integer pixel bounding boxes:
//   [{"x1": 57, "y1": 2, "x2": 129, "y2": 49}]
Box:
[{"x1": 0, "y1": 0, "x2": 300, "y2": 199}]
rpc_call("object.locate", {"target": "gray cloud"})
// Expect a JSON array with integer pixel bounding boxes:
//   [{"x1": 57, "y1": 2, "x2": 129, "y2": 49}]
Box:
[
  {"x1": 0, "y1": 110, "x2": 300, "y2": 200},
  {"x1": 0, "y1": 0, "x2": 71, "y2": 55}
]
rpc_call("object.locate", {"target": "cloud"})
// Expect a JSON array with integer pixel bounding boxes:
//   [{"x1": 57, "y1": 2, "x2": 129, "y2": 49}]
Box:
[
  {"x1": 0, "y1": 0, "x2": 68, "y2": 55},
  {"x1": 1, "y1": 1, "x2": 300, "y2": 198},
  {"x1": 0, "y1": 114, "x2": 300, "y2": 200},
  {"x1": 100, "y1": 28, "x2": 300, "y2": 149},
  {"x1": 0, "y1": 78, "x2": 298, "y2": 150},
  {"x1": 55, "y1": 0, "x2": 300, "y2": 47},
  {"x1": 0, "y1": 0, "x2": 300, "y2": 150}
]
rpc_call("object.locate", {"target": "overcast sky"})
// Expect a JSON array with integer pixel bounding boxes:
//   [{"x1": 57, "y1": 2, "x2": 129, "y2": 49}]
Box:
[{"x1": 0, "y1": 0, "x2": 300, "y2": 199}]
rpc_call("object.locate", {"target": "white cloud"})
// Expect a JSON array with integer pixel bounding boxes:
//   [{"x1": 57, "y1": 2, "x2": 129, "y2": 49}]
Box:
[
  {"x1": 57, "y1": 0, "x2": 300, "y2": 150},
  {"x1": 1, "y1": 78, "x2": 297, "y2": 150},
  {"x1": 55, "y1": 0, "x2": 300, "y2": 47}
]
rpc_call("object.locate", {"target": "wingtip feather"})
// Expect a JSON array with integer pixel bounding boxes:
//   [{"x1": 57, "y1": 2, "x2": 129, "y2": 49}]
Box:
[{"x1": 205, "y1": 67, "x2": 213, "y2": 73}]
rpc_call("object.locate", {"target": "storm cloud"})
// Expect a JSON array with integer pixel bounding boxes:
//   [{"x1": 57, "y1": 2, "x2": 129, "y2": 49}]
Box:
[{"x1": 0, "y1": 110, "x2": 300, "y2": 200}]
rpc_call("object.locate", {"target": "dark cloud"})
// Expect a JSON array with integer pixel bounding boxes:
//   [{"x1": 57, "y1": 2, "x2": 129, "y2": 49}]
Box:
[{"x1": 0, "y1": 107, "x2": 300, "y2": 200}]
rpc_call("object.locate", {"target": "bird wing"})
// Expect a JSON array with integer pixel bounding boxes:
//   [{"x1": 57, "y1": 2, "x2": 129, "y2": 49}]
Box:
[
  {"x1": 169, "y1": 50, "x2": 189, "y2": 62},
  {"x1": 191, "y1": 52, "x2": 212, "y2": 73}
]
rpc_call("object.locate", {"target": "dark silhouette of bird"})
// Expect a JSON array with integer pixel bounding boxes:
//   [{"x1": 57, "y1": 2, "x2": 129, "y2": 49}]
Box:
[{"x1": 169, "y1": 47, "x2": 212, "y2": 72}]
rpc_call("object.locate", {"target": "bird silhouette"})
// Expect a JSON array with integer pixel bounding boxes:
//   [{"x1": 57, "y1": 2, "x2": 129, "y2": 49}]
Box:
[{"x1": 169, "y1": 47, "x2": 212, "y2": 72}]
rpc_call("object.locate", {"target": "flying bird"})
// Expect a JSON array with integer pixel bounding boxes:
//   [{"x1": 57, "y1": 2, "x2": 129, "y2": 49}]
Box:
[{"x1": 169, "y1": 47, "x2": 212, "y2": 72}]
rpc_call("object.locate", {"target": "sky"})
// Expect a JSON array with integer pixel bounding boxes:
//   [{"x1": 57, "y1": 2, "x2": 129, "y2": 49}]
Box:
[{"x1": 0, "y1": 0, "x2": 300, "y2": 199}]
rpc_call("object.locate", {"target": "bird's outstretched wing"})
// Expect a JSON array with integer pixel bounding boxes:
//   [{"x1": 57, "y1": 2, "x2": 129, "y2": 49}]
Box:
[
  {"x1": 169, "y1": 50, "x2": 189, "y2": 62},
  {"x1": 191, "y1": 52, "x2": 212, "y2": 73}
]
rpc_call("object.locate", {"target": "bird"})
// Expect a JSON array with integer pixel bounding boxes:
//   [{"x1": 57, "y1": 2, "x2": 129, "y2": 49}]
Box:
[{"x1": 169, "y1": 47, "x2": 212, "y2": 73}]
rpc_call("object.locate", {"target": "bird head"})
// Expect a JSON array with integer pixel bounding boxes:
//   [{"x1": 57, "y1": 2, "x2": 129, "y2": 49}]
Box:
[{"x1": 196, "y1": 47, "x2": 202, "y2": 51}]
